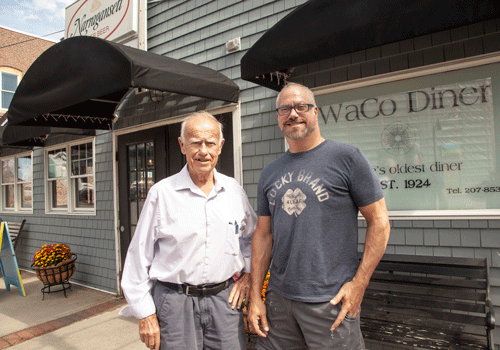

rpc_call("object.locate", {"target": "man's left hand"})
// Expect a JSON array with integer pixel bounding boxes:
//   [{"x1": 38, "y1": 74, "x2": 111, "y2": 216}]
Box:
[
  {"x1": 329, "y1": 278, "x2": 366, "y2": 330},
  {"x1": 228, "y1": 272, "x2": 250, "y2": 309}
]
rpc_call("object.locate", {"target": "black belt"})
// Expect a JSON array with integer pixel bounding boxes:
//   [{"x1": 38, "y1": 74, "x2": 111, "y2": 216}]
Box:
[{"x1": 158, "y1": 278, "x2": 232, "y2": 296}]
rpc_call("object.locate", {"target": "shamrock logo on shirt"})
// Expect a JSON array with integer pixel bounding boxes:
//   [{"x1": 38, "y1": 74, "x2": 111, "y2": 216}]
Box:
[{"x1": 282, "y1": 188, "x2": 307, "y2": 217}]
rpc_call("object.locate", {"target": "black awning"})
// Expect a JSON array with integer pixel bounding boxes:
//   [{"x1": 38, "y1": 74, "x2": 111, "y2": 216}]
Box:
[
  {"x1": 0, "y1": 122, "x2": 95, "y2": 148},
  {"x1": 7, "y1": 36, "x2": 239, "y2": 132},
  {"x1": 241, "y1": 0, "x2": 500, "y2": 91},
  {"x1": 1, "y1": 124, "x2": 50, "y2": 147}
]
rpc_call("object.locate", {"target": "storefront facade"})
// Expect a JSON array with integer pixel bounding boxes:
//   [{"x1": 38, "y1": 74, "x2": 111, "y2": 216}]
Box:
[{"x1": 2, "y1": 0, "x2": 500, "y2": 347}]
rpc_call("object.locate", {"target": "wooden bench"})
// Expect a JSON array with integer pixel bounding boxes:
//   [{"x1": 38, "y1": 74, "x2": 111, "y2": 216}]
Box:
[
  {"x1": 6, "y1": 219, "x2": 27, "y2": 250},
  {"x1": 360, "y1": 253, "x2": 495, "y2": 350}
]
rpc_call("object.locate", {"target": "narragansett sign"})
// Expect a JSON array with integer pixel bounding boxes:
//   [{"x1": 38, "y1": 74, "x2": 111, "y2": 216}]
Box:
[{"x1": 65, "y1": 0, "x2": 137, "y2": 42}]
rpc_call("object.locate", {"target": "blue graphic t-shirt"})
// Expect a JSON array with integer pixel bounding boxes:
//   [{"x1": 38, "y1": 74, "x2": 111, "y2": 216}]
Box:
[{"x1": 257, "y1": 140, "x2": 383, "y2": 302}]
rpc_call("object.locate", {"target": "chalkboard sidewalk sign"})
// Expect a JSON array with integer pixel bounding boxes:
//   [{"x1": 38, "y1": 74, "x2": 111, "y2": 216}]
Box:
[{"x1": 0, "y1": 220, "x2": 26, "y2": 296}]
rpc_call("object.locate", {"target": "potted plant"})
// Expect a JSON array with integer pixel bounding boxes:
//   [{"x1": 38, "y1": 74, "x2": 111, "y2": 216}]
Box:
[{"x1": 31, "y1": 244, "x2": 77, "y2": 285}]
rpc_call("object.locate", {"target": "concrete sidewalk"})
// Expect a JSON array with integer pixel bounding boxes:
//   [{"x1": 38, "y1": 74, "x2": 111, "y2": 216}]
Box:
[
  {"x1": 1, "y1": 270, "x2": 259, "y2": 349},
  {"x1": 0, "y1": 270, "x2": 142, "y2": 349}
]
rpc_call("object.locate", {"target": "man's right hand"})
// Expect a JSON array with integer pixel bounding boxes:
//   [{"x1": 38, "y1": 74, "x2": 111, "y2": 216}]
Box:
[
  {"x1": 248, "y1": 299, "x2": 269, "y2": 337},
  {"x1": 139, "y1": 314, "x2": 160, "y2": 350}
]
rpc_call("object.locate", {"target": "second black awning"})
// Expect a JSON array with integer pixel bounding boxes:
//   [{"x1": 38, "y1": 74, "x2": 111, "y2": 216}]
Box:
[{"x1": 241, "y1": 0, "x2": 500, "y2": 91}]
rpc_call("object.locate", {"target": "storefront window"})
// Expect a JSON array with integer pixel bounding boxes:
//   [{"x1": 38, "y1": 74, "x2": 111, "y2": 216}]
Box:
[
  {"x1": 71, "y1": 143, "x2": 94, "y2": 208},
  {"x1": 315, "y1": 62, "x2": 500, "y2": 217},
  {"x1": 0, "y1": 153, "x2": 32, "y2": 212},
  {"x1": 46, "y1": 140, "x2": 95, "y2": 214},
  {"x1": 17, "y1": 156, "x2": 32, "y2": 209}
]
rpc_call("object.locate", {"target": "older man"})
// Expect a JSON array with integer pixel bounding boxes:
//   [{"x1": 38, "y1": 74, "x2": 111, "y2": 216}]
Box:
[
  {"x1": 120, "y1": 111, "x2": 257, "y2": 350},
  {"x1": 248, "y1": 83, "x2": 390, "y2": 349}
]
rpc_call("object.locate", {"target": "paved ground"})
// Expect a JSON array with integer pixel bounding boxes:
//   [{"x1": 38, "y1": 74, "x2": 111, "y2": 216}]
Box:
[
  {"x1": 0, "y1": 270, "x2": 138, "y2": 349},
  {"x1": 1, "y1": 270, "x2": 259, "y2": 349}
]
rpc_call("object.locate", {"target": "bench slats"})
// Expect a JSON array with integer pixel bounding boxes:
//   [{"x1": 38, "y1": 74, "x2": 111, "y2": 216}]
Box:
[
  {"x1": 362, "y1": 310, "x2": 487, "y2": 336},
  {"x1": 375, "y1": 261, "x2": 487, "y2": 279},
  {"x1": 371, "y1": 270, "x2": 487, "y2": 289},
  {"x1": 368, "y1": 281, "x2": 487, "y2": 302},
  {"x1": 6, "y1": 220, "x2": 26, "y2": 250},
  {"x1": 362, "y1": 301, "x2": 487, "y2": 327},
  {"x1": 373, "y1": 253, "x2": 487, "y2": 267},
  {"x1": 364, "y1": 291, "x2": 486, "y2": 314},
  {"x1": 360, "y1": 253, "x2": 493, "y2": 350},
  {"x1": 362, "y1": 313, "x2": 487, "y2": 338},
  {"x1": 362, "y1": 321, "x2": 489, "y2": 350}
]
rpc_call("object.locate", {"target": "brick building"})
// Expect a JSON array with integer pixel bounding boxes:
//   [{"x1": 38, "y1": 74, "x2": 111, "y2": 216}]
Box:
[{"x1": 0, "y1": 26, "x2": 55, "y2": 118}]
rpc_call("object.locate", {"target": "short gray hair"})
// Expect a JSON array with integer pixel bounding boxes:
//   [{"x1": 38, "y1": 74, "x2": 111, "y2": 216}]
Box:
[
  {"x1": 276, "y1": 83, "x2": 316, "y2": 108},
  {"x1": 180, "y1": 111, "x2": 224, "y2": 145}
]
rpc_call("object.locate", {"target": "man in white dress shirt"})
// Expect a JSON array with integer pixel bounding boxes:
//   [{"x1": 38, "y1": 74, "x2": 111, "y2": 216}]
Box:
[{"x1": 120, "y1": 111, "x2": 257, "y2": 350}]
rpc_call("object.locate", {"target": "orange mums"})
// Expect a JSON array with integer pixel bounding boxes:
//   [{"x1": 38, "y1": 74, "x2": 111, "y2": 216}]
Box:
[
  {"x1": 32, "y1": 244, "x2": 72, "y2": 267},
  {"x1": 261, "y1": 271, "x2": 270, "y2": 301}
]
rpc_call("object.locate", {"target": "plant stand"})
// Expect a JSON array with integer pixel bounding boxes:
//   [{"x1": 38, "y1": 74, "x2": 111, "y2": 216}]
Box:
[
  {"x1": 32, "y1": 254, "x2": 77, "y2": 300},
  {"x1": 40, "y1": 281, "x2": 72, "y2": 300}
]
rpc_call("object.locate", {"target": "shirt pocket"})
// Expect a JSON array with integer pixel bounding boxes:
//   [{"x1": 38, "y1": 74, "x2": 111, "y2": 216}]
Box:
[{"x1": 224, "y1": 221, "x2": 240, "y2": 256}]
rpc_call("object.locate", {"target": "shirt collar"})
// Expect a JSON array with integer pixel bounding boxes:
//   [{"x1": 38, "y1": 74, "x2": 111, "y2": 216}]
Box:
[{"x1": 175, "y1": 164, "x2": 226, "y2": 194}]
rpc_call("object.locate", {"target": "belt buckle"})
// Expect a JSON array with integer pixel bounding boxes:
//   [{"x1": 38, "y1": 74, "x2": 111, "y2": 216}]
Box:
[{"x1": 185, "y1": 285, "x2": 196, "y2": 296}]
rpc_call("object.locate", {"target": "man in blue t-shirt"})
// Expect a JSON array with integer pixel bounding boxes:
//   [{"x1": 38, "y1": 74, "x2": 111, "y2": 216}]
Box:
[{"x1": 248, "y1": 83, "x2": 390, "y2": 350}]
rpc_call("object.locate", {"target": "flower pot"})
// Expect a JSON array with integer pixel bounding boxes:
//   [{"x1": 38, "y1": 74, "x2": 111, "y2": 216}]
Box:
[{"x1": 32, "y1": 254, "x2": 77, "y2": 285}]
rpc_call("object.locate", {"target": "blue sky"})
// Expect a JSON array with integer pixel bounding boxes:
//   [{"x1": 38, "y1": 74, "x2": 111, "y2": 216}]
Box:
[{"x1": 0, "y1": 0, "x2": 75, "y2": 41}]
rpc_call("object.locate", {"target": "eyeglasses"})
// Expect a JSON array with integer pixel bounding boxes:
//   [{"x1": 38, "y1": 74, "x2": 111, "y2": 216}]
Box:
[{"x1": 276, "y1": 104, "x2": 315, "y2": 116}]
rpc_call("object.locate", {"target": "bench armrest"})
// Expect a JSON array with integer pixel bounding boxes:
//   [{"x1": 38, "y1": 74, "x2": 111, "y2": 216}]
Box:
[{"x1": 486, "y1": 298, "x2": 495, "y2": 330}]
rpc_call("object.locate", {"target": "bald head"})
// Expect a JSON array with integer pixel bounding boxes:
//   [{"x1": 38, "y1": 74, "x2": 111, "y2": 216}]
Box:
[
  {"x1": 180, "y1": 112, "x2": 224, "y2": 146},
  {"x1": 276, "y1": 83, "x2": 316, "y2": 108}
]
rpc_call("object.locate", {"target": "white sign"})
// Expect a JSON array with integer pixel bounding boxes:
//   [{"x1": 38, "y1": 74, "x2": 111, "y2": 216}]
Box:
[
  {"x1": 316, "y1": 78, "x2": 498, "y2": 211},
  {"x1": 65, "y1": 0, "x2": 137, "y2": 42}
]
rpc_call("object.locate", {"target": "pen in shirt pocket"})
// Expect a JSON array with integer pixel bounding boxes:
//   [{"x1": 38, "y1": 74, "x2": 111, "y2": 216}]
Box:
[{"x1": 229, "y1": 220, "x2": 239, "y2": 234}]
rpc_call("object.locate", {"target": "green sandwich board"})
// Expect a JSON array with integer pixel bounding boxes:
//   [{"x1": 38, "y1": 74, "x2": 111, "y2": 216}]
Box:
[{"x1": 0, "y1": 220, "x2": 26, "y2": 296}]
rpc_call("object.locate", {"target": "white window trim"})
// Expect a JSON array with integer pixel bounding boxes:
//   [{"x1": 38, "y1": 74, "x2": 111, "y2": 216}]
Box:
[
  {"x1": 313, "y1": 52, "x2": 500, "y2": 220},
  {"x1": 0, "y1": 70, "x2": 20, "y2": 111},
  {"x1": 0, "y1": 151, "x2": 33, "y2": 214},
  {"x1": 44, "y1": 137, "x2": 96, "y2": 215}
]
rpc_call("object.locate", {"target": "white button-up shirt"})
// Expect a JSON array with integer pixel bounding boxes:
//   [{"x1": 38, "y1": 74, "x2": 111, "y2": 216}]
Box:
[{"x1": 120, "y1": 165, "x2": 257, "y2": 319}]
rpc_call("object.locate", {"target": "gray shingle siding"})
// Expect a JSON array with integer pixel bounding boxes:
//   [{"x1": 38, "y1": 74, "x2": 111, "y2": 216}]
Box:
[{"x1": 10, "y1": 130, "x2": 117, "y2": 292}]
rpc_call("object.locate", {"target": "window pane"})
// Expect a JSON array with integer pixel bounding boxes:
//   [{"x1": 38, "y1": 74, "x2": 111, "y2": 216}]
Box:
[
  {"x1": 86, "y1": 143, "x2": 93, "y2": 158},
  {"x1": 3, "y1": 184, "x2": 14, "y2": 208},
  {"x1": 2, "y1": 72, "x2": 18, "y2": 91},
  {"x1": 137, "y1": 143, "x2": 145, "y2": 171},
  {"x1": 71, "y1": 144, "x2": 79, "y2": 158},
  {"x1": 79, "y1": 144, "x2": 87, "y2": 159},
  {"x1": 71, "y1": 159, "x2": 80, "y2": 176},
  {"x1": 138, "y1": 171, "x2": 146, "y2": 198},
  {"x1": 2, "y1": 159, "x2": 14, "y2": 183},
  {"x1": 146, "y1": 142, "x2": 154, "y2": 171},
  {"x1": 79, "y1": 160, "x2": 86, "y2": 175},
  {"x1": 17, "y1": 156, "x2": 32, "y2": 182},
  {"x1": 128, "y1": 145, "x2": 137, "y2": 170},
  {"x1": 50, "y1": 179, "x2": 68, "y2": 208},
  {"x1": 87, "y1": 159, "x2": 93, "y2": 174},
  {"x1": 75, "y1": 177, "x2": 94, "y2": 208},
  {"x1": 1, "y1": 91, "x2": 14, "y2": 109},
  {"x1": 48, "y1": 149, "x2": 67, "y2": 179},
  {"x1": 129, "y1": 171, "x2": 137, "y2": 200},
  {"x1": 20, "y1": 183, "x2": 32, "y2": 208}
]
